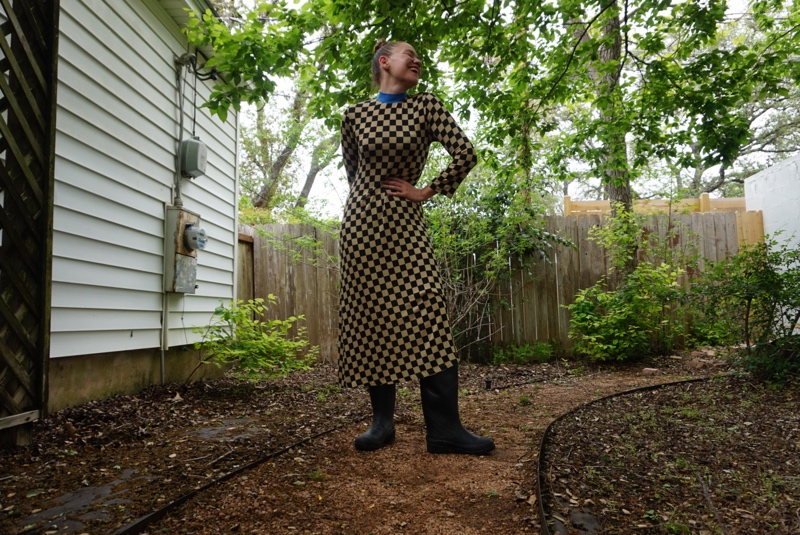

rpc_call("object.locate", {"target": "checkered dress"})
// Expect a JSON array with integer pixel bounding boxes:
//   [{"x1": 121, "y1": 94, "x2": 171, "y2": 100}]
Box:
[{"x1": 337, "y1": 92, "x2": 477, "y2": 387}]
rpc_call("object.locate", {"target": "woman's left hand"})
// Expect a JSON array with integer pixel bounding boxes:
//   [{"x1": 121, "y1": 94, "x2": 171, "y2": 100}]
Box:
[{"x1": 382, "y1": 177, "x2": 435, "y2": 203}]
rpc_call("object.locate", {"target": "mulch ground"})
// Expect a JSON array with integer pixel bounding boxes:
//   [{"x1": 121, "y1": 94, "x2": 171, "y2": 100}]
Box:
[{"x1": 1, "y1": 353, "x2": 797, "y2": 534}]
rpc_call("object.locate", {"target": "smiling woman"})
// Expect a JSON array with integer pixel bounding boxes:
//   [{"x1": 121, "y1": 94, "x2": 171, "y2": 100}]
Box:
[{"x1": 336, "y1": 38, "x2": 494, "y2": 456}]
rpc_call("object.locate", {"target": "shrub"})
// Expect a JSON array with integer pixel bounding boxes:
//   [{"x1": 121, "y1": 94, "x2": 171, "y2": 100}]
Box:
[
  {"x1": 690, "y1": 235, "x2": 800, "y2": 380},
  {"x1": 424, "y1": 164, "x2": 570, "y2": 359},
  {"x1": 566, "y1": 205, "x2": 697, "y2": 362},
  {"x1": 567, "y1": 262, "x2": 685, "y2": 362},
  {"x1": 491, "y1": 342, "x2": 556, "y2": 365},
  {"x1": 193, "y1": 296, "x2": 316, "y2": 380}
]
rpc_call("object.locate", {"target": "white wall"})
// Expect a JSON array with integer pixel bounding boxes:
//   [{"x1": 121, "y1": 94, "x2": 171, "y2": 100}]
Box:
[
  {"x1": 51, "y1": 0, "x2": 237, "y2": 358},
  {"x1": 745, "y1": 155, "x2": 800, "y2": 250}
]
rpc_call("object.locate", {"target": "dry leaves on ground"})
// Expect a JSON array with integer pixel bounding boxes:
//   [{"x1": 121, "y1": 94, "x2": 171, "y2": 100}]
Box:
[{"x1": 1, "y1": 355, "x2": 796, "y2": 534}]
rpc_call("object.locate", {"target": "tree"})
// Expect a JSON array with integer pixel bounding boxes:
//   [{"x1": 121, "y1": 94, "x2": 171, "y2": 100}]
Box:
[
  {"x1": 295, "y1": 131, "x2": 339, "y2": 209},
  {"x1": 250, "y1": 90, "x2": 309, "y2": 209},
  {"x1": 237, "y1": 98, "x2": 342, "y2": 224},
  {"x1": 192, "y1": 5, "x2": 341, "y2": 216},
  {"x1": 187, "y1": 0, "x2": 799, "y2": 212}
]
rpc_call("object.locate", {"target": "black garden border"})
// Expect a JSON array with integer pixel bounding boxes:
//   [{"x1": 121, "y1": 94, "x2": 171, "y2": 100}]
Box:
[
  {"x1": 535, "y1": 376, "x2": 714, "y2": 535},
  {"x1": 111, "y1": 415, "x2": 367, "y2": 535}
]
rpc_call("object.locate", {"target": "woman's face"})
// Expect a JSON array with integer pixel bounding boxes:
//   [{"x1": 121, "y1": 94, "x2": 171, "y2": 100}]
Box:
[{"x1": 380, "y1": 43, "x2": 422, "y2": 90}]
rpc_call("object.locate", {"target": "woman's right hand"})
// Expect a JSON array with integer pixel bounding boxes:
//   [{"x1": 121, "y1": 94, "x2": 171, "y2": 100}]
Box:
[{"x1": 382, "y1": 177, "x2": 435, "y2": 203}]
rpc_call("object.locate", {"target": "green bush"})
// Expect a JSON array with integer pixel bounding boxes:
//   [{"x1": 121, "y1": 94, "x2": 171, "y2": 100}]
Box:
[
  {"x1": 491, "y1": 342, "x2": 556, "y2": 365},
  {"x1": 565, "y1": 205, "x2": 697, "y2": 362},
  {"x1": 567, "y1": 262, "x2": 685, "y2": 362},
  {"x1": 193, "y1": 296, "x2": 316, "y2": 380},
  {"x1": 690, "y1": 236, "x2": 800, "y2": 380}
]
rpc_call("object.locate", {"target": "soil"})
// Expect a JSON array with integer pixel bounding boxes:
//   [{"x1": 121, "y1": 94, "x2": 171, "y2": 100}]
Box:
[{"x1": 0, "y1": 353, "x2": 797, "y2": 535}]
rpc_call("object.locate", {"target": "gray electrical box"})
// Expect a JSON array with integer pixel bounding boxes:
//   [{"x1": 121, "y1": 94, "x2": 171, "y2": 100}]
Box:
[
  {"x1": 165, "y1": 207, "x2": 207, "y2": 293},
  {"x1": 180, "y1": 136, "x2": 207, "y2": 178}
]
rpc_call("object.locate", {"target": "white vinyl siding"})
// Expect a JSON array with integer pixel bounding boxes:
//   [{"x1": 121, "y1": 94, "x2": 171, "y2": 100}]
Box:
[{"x1": 51, "y1": 0, "x2": 237, "y2": 358}]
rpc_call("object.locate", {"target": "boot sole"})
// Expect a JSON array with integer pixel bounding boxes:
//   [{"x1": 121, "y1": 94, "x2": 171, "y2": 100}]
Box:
[
  {"x1": 354, "y1": 429, "x2": 396, "y2": 451},
  {"x1": 426, "y1": 439, "x2": 495, "y2": 455}
]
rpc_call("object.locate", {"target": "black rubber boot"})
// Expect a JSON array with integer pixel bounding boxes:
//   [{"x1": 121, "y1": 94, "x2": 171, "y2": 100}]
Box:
[
  {"x1": 420, "y1": 363, "x2": 495, "y2": 455},
  {"x1": 354, "y1": 384, "x2": 396, "y2": 451}
]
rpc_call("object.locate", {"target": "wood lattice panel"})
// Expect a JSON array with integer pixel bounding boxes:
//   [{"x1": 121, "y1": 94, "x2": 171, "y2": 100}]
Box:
[{"x1": 0, "y1": 0, "x2": 59, "y2": 438}]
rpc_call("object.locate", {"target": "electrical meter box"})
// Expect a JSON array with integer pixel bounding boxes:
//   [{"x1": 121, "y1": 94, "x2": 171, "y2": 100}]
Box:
[
  {"x1": 180, "y1": 136, "x2": 207, "y2": 178},
  {"x1": 165, "y1": 207, "x2": 207, "y2": 293}
]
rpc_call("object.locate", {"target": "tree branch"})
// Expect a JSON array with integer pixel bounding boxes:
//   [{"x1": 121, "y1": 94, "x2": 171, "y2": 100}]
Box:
[{"x1": 534, "y1": 0, "x2": 618, "y2": 114}]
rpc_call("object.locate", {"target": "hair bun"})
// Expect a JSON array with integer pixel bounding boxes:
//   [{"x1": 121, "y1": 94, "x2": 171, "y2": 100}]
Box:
[{"x1": 374, "y1": 38, "x2": 388, "y2": 54}]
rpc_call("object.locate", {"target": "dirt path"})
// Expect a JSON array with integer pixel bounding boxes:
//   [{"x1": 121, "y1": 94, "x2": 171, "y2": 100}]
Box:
[
  {"x1": 150, "y1": 361, "x2": 706, "y2": 534},
  {"x1": 0, "y1": 359, "x2": 712, "y2": 535}
]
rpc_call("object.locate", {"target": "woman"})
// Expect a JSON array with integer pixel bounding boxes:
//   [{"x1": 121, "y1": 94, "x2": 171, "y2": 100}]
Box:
[{"x1": 337, "y1": 39, "x2": 494, "y2": 455}]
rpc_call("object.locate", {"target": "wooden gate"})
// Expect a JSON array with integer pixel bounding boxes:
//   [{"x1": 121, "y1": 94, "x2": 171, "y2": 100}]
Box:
[{"x1": 0, "y1": 0, "x2": 60, "y2": 445}]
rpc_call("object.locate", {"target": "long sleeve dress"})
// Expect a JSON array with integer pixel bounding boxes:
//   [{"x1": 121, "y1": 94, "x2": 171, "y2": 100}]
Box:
[{"x1": 337, "y1": 92, "x2": 477, "y2": 387}]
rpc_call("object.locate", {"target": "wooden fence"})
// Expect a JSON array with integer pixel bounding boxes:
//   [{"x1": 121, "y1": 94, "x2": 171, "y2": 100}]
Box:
[
  {"x1": 490, "y1": 211, "x2": 763, "y2": 352},
  {"x1": 237, "y1": 211, "x2": 764, "y2": 362},
  {"x1": 238, "y1": 224, "x2": 339, "y2": 363}
]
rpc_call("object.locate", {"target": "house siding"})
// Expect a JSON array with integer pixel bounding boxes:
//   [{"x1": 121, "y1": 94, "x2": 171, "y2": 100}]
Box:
[{"x1": 51, "y1": 0, "x2": 237, "y2": 358}]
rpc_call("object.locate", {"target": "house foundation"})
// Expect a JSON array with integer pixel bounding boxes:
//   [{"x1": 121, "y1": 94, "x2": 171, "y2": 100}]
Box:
[{"x1": 47, "y1": 348, "x2": 224, "y2": 413}]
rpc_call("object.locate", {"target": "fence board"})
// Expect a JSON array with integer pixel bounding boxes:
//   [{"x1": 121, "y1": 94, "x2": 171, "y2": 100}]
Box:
[
  {"x1": 236, "y1": 228, "x2": 254, "y2": 303},
  {"x1": 736, "y1": 211, "x2": 764, "y2": 247},
  {"x1": 509, "y1": 258, "x2": 523, "y2": 343},
  {"x1": 577, "y1": 215, "x2": 600, "y2": 290},
  {"x1": 564, "y1": 194, "x2": 747, "y2": 215},
  {"x1": 525, "y1": 256, "x2": 540, "y2": 345},
  {"x1": 555, "y1": 216, "x2": 578, "y2": 351}
]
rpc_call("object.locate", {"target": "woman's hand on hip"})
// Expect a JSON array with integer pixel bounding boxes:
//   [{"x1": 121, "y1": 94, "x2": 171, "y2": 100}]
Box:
[{"x1": 382, "y1": 177, "x2": 435, "y2": 203}]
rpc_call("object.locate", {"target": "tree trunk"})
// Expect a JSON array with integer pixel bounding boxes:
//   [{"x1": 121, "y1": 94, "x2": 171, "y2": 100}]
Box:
[
  {"x1": 295, "y1": 133, "x2": 339, "y2": 208},
  {"x1": 573, "y1": 4, "x2": 632, "y2": 214},
  {"x1": 596, "y1": 7, "x2": 632, "y2": 215},
  {"x1": 252, "y1": 91, "x2": 309, "y2": 208}
]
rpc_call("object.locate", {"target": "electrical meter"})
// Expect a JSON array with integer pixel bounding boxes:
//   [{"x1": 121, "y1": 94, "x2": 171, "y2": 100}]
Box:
[
  {"x1": 165, "y1": 207, "x2": 207, "y2": 293},
  {"x1": 184, "y1": 224, "x2": 207, "y2": 251}
]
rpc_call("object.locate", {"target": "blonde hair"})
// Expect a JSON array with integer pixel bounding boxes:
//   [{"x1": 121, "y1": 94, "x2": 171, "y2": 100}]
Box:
[{"x1": 371, "y1": 39, "x2": 399, "y2": 87}]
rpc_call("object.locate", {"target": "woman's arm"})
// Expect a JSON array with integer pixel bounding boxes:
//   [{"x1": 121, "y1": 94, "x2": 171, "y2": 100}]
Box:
[
  {"x1": 340, "y1": 110, "x2": 359, "y2": 186},
  {"x1": 425, "y1": 93, "x2": 477, "y2": 198}
]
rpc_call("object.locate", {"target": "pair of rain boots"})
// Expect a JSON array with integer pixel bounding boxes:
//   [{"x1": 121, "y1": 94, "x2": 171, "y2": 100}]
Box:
[{"x1": 354, "y1": 363, "x2": 495, "y2": 455}]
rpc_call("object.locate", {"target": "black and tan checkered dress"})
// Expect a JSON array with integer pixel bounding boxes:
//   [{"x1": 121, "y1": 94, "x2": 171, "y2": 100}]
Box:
[{"x1": 337, "y1": 92, "x2": 477, "y2": 387}]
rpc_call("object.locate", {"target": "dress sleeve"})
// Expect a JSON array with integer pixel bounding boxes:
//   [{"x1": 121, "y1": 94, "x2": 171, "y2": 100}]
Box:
[
  {"x1": 425, "y1": 93, "x2": 477, "y2": 198},
  {"x1": 340, "y1": 109, "x2": 358, "y2": 186}
]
